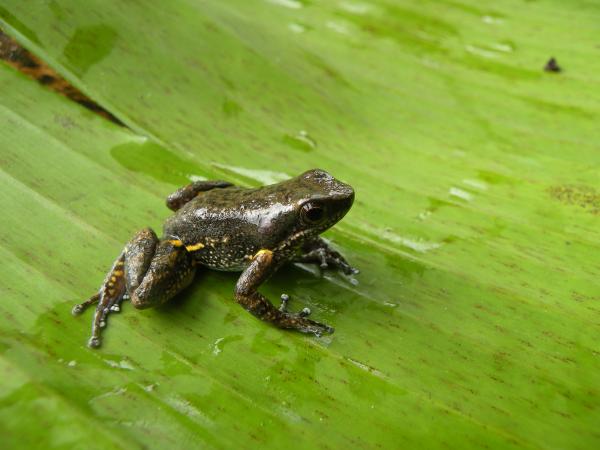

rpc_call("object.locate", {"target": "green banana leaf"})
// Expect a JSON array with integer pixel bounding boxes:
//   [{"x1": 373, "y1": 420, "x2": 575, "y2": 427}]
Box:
[{"x1": 1, "y1": 0, "x2": 599, "y2": 448}]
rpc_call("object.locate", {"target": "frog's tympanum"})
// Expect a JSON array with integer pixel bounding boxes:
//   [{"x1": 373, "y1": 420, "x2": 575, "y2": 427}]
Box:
[{"x1": 73, "y1": 169, "x2": 358, "y2": 348}]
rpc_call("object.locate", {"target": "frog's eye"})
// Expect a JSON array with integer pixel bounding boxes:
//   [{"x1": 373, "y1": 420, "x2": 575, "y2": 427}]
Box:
[{"x1": 301, "y1": 203, "x2": 325, "y2": 224}]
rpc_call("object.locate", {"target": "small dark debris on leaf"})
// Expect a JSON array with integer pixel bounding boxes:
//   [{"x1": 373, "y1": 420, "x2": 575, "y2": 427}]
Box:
[{"x1": 544, "y1": 57, "x2": 561, "y2": 73}]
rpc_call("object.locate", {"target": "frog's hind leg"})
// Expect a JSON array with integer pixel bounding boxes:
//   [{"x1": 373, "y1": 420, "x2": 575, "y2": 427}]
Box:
[
  {"x1": 166, "y1": 180, "x2": 233, "y2": 211},
  {"x1": 125, "y1": 231, "x2": 197, "y2": 310},
  {"x1": 74, "y1": 228, "x2": 196, "y2": 348},
  {"x1": 72, "y1": 252, "x2": 127, "y2": 348}
]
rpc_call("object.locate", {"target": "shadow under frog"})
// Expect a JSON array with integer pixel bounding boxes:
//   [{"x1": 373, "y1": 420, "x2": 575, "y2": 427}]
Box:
[{"x1": 73, "y1": 169, "x2": 358, "y2": 348}]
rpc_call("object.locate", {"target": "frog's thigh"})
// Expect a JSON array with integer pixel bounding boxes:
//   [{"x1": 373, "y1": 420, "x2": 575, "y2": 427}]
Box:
[{"x1": 125, "y1": 234, "x2": 196, "y2": 309}]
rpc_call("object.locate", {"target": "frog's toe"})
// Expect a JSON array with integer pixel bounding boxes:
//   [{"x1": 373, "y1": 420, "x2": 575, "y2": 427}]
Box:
[
  {"x1": 311, "y1": 323, "x2": 334, "y2": 337},
  {"x1": 88, "y1": 336, "x2": 101, "y2": 348},
  {"x1": 72, "y1": 292, "x2": 100, "y2": 316},
  {"x1": 348, "y1": 267, "x2": 360, "y2": 276},
  {"x1": 296, "y1": 318, "x2": 334, "y2": 337},
  {"x1": 341, "y1": 262, "x2": 359, "y2": 275},
  {"x1": 279, "y1": 293, "x2": 290, "y2": 312},
  {"x1": 299, "y1": 307, "x2": 311, "y2": 317}
]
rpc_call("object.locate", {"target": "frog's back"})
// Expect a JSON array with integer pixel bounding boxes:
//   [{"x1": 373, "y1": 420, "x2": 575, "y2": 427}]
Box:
[{"x1": 162, "y1": 186, "x2": 296, "y2": 271}]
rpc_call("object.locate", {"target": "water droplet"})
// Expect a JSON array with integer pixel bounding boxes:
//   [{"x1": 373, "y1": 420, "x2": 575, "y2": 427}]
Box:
[
  {"x1": 326, "y1": 21, "x2": 350, "y2": 35},
  {"x1": 361, "y1": 224, "x2": 443, "y2": 253},
  {"x1": 346, "y1": 358, "x2": 386, "y2": 379},
  {"x1": 104, "y1": 359, "x2": 135, "y2": 370},
  {"x1": 462, "y1": 179, "x2": 488, "y2": 190},
  {"x1": 68, "y1": 360, "x2": 77, "y2": 367},
  {"x1": 482, "y1": 15, "x2": 503, "y2": 25},
  {"x1": 449, "y1": 187, "x2": 473, "y2": 201},
  {"x1": 165, "y1": 396, "x2": 213, "y2": 425},
  {"x1": 420, "y1": 58, "x2": 441, "y2": 70},
  {"x1": 418, "y1": 210, "x2": 432, "y2": 221},
  {"x1": 212, "y1": 337, "x2": 225, "y2": 356},
  {"x1": 266, "y1": 0, "x2": 304, "y2": 9},
  {"x1": 339, "y1": 2, "x2": 371, "y2": 15},
  {"x1": 288, "y1": 23, "x2": 306, "y2": 33},
  {"x1": 212, "y1": 163, "x2": 290, "y2": 184},
  {"x1": 282, "y1": 130, "x2": 317, "y2": 152},
  {"x1": 491, "y1": 42, "x2": 514, "y2": 53},
  {"x1": 465, "y1": 44, "x2": 498, "y2": 59}
]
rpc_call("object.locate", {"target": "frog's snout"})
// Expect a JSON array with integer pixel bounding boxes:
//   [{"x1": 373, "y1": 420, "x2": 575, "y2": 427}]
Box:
[
  {"x1": 339, "y1": 188, "x2": 354, "y2": 211},
  {"x1": 335, "y1": 182, "x2": 354, "y2": 206},
  {"x1": 347, "y1": 187, "x2": 355, "y2": 205}
]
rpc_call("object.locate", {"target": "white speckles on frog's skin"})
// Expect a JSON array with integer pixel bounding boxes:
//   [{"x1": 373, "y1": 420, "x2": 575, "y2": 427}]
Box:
[{"x1": 75, "y1": 169, "x2": 357, "y2": 347}]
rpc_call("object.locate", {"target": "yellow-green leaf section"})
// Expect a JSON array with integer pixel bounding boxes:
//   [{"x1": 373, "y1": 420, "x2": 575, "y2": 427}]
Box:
[{"x1": 1, "y1": 0, "x2": 599, "y2": 449}]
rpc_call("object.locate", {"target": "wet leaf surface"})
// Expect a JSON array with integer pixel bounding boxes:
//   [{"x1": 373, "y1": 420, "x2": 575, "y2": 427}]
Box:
[{"x1": 1, "y1": 1, "x2": 599, "y2": 449}]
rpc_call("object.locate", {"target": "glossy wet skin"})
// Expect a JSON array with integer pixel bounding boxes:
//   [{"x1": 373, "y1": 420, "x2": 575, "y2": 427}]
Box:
[
  {"x1": 164, "y1": 170, "x2": 355, "y2": 270},
  {"x1": 73, "y1": 169, "x2": 358, "y2": 348}
]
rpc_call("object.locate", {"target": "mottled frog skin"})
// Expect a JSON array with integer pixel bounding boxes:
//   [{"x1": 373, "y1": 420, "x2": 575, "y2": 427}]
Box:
[{"x1": 73, "y1": 169, "x2": 358, "y2": 348}]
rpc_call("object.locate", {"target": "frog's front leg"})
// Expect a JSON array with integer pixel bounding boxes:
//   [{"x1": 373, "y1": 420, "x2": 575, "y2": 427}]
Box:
[
  {"x1": 166, "y1": 180, "x2": 233, "y2": 211},
  {"x1": 294, "y1": 237, "x2": 359, "y2": 275},
  {"x1": 235, "y1": 249, "x2": 334, "y2": 336},
  {"x1": 73, "y1": 228, "x2": 196, "y2": 348}
]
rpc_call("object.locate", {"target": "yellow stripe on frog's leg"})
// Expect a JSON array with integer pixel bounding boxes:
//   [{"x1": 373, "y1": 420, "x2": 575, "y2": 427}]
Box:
[
  {"x1": 167, "y1": 239, "x2": 204, "y2": 252},
  {"x1": 87, "y1": 251, "x2": 128, "y2": 348},
  {"x1": 72, "y1": 255, "x2": 128, "y2": 318},
  {"x1": 128, "y1": 239, "x2": 196, "y2": 310},
  {"x1": 185, "y1": 242, "x2": 205, "y2": 252}
]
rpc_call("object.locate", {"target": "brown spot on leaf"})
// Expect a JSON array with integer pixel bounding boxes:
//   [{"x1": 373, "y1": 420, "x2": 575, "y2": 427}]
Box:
[
  {"x1": 0, "y1": 29, "x2": 124, "y2": 126},
  {"x1": 548, "y1": 185, "x2": 600, "y2": 215}
]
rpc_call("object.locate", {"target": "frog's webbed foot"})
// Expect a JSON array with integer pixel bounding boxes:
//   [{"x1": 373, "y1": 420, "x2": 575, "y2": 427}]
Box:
[
  {"x1": 295, "y1": 238, "x2": 359, "y2": 275},
  {"x1": 166, "y1": 180, "x2": 233, "y2": 211},
  {"x1": 235, "y1": 250, "x2": 334, "y2": 337},
  {"x1": 277, "y1": 293, "x2": 331, "y2": 335},
  {"x1": 72, "y1": 252, "x2": 127, "y2": 348},
  {"x1": 73, "y1": 228, "x2": 196, "y2": 348}
]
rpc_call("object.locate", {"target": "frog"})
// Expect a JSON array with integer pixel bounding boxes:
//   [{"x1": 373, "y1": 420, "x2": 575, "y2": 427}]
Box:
[{"x1": 72, "y1": 169, "x2": 358, "y2": 348}]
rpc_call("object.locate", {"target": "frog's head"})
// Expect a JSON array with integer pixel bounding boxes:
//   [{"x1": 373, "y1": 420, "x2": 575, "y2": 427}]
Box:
[{"x1": 290, "y1": 169, "x2": 355, "y2": 236}]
